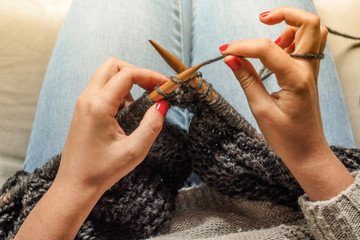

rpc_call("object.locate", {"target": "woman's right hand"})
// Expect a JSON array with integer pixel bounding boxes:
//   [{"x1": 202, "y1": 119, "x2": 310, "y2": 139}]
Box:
[{"x1": 220, "y1": 7, "x2": 354, "y2": 201}]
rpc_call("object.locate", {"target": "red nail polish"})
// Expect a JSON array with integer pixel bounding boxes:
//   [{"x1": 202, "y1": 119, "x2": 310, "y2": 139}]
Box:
[
  {"x1": 156, "y1": 100, "x2": 169, "y2": 117},
  {"x1": 225, "y1": 57, "x2": 242, "y2": 71},
  {"x1": 160, "y1": 76, "x2": 169, "y2": 85},
  {"x1": 260, "y1": 11, "x2": 270, "y2": 17},
  {"x1": 275, "y1": 36, "x2": 281, "y2": 44},
  {"x1": 219, "y1": 44, "x2": 229, "y2": 52}
]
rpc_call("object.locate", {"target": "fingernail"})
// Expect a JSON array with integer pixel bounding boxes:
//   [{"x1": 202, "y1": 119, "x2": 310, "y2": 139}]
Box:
[
  {"x1": 159, "y1": 76, "x2": 169, "y2": 85},
  {"x1": 219, "y1": 44, "x2": 229, "y2": 52},
  {"x1": 156, "y1": 100, "x2": 169, "y2": 117},
  {"x1": 260, "y1": 11, "x2": 270, "y2": 18},
  {"x1": 225, "y1": 57, "x2": 242, "y2": 71},
  {"x1": 274, "y1": 36, "x2": 281, "y2": 44}
]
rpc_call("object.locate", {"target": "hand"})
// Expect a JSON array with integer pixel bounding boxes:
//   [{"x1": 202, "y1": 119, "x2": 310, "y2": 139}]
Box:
[
  {"x1": 15, "y1": 58, "x2": 169, "y2": 239},
  {"x1": 220, "y1": 7, "x2": 353, "y2": 201},
  {"x1": 58, "y1": 57, "x2": 169, "y2": 194}
]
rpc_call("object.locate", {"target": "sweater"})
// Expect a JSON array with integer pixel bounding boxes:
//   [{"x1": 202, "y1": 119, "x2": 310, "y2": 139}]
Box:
[
  {"x1": 151, "y1": 171, "x2": 360, "y2": 239},
  {"x1": 1, "y1": 73, "x2": 360, "y2": 239}
]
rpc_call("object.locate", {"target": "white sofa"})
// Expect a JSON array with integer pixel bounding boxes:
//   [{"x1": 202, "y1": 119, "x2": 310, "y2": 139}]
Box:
[{"x1": 0, "y1": 0, "x2": 359, "y2": 186}]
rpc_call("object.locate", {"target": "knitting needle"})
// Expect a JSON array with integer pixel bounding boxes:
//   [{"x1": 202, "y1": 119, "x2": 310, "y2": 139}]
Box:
[
  {"x1": 149, "y1": 40, "x2": 187, "y2": 74},
  {"x1": 149, "y1": 63, "x2": 204, "y2": 101},
  {"x1": 0, "y1": 192, "x2": 11, "y2": 207},
  {"x1": 148, "y1": 40, "x2": 217, "y2": 102}
]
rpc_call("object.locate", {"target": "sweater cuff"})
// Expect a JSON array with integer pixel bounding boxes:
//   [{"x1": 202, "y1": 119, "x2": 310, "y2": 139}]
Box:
[{"x1": 298, "y1": 170, "x2": 360, "y2": 239}]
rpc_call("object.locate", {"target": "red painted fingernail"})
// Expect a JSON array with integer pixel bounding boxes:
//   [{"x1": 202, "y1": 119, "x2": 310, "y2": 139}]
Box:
[
  {"x1": 156, "y1": 100, "x2": 169, "y2": 117},
  {"x1": 225, "y1": 57, "x2": 242, "y2": 71},
  {"x1": 275, "y1": 36, "x2": 281, "y2": 44},
  {"x1": 159, "y1": 76, "x2": 169, "y2": 85},
  {"x1": 219, "y1": 44, "x2": 229, "y2": 52},
  {"x1": 260, "y1": 11, "x2": 270, "y2": 17}
]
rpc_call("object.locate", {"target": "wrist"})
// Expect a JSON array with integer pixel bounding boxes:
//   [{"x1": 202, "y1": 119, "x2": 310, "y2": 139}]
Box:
[
  {"x1": 15, "y1": 174, "x2": 104, "y2": 239},
  {"x1": 52, "y1": 174, "x2": 104, "y2": 204},
  {"x1": 284, "y1": 145, "x2": 354, "y2": 201}
]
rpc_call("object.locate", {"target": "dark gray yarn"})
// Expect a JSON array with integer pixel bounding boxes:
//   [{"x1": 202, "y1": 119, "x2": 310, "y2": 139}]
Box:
[
  {"x1": 259, "y1": 52, "x2": 324, "y2": 81},
  {"x1": 1, "y1": 71, "x2": 360, "y2": 239},
  {"x1": 326, "y1": 26, "x2": 360, "y2": 40}
]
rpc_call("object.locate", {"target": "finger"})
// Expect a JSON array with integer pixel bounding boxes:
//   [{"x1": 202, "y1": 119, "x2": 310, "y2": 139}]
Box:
[
  {"x1": 224, "y1": 56, "x2": 275, "y2": 113},
  {"x1": 220, "y1": 38, "x2": 296, "y2": 81},
  {"x1": 313, "y1": 26, "x2": 328, "y2": 82},
  {"x1": 126, "y1": 101, "x2": 169, "y2": 159},
  {"x1": 285, "y1": 41, "x2": 296, "y2": 53},
  {"x1": 275, "y1": 26, "x2": 298, "y2": 49},
  {"x1": 89, "y1": 57, "x2": 135, "y2": 88},
  {"x1": 118, "y1": 93, "x2": 134, "y2": 110},
  {"x1": 319, "y1": 26, "x2": 328, "y2": 54},
  {"x1": 260, "y1": 7, "x2": 321, "y2": 54},
  {"x1": 125, "y1": 93, "x2": 134, "y2": 103},
  {"x1": 102, "y1": 67, "x2": 168, "y2": 103}
]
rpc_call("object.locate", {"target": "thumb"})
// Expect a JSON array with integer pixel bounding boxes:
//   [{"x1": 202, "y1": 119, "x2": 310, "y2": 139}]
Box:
[
  {"x1": 224, "y1": 56, "x2": 272, "y2": 108},
  {"x1": 128, "y1": 100, "x2": 168, "y2": 154}
]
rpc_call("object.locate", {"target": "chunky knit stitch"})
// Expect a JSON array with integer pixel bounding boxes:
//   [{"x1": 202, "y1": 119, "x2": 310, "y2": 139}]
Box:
[{"x1": 1, "y1": 73, "x2": 360, "y2": 239}]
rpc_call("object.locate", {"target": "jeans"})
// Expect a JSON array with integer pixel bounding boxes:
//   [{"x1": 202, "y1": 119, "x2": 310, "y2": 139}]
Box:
[{"x1": 24, "y1": 0, "x2": 355, "y2": 172}]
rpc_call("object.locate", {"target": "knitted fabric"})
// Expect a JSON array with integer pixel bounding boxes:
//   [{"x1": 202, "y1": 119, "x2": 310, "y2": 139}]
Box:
[
  {"x1": 151, "y1": 171, "x2": 360, "y2": 239},
  {"x1": 1, "y1": 73, "x2": 360, "y2": 239}
]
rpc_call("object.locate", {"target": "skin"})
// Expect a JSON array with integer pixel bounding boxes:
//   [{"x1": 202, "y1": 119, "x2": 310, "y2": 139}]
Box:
[
  {"x1": 15, "y1": 6, "x2": 354, "y2": 240},
  {"x1": 15, "y1": 58, "x2": 169, "y2": 239},
  {"x1": 221, "y1": 7, "x2": 354, "y2": 201}
]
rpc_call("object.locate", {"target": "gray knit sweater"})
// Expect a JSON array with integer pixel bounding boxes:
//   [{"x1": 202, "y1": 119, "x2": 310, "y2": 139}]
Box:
[{"x1": 151, "y1": 171, "x2": 360, "y2": 239}]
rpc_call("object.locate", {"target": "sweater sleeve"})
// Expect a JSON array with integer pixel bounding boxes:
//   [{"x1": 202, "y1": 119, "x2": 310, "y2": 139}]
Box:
[{"x1": 298, "y1": 170, "x2": 360, "y2": 240}]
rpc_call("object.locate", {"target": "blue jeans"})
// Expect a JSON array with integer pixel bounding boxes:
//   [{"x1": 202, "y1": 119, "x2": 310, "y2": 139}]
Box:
[{"x1": 24, "y1": 0, "x2": 355, "y2": 172}]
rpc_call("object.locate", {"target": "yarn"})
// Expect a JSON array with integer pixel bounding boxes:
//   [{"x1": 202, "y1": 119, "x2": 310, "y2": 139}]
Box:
[
  {"x1": 326, "y1": 26, "x2": 360, "y2": 41},
  {"x1": 2, "y1": 70, "x2": 360, "y2": 239}
]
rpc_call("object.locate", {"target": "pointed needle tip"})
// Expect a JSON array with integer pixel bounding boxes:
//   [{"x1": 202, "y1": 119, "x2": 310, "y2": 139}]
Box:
[{"x1": 176, "y1": 63, "x2": 203, "y2": 81}]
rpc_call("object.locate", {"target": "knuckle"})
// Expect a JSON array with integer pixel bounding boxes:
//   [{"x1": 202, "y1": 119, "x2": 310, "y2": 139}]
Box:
[
  {"x1": 120, "y1": 65, "x2": 136, "y2": 77},
  {"x1": 320, "y1": 26, "x2": 328, "y2": 38},
  {"x1": 144, "y1": 117, "x2": 163, "y2": 135},
  {"x1": 105, "y1": 56, "x2": 119, "y2": 65},
  {"x1": 104, "y1": 57, "x2": 136, "y2": 70},
  {"x1": 258, "y1": 38, "x2": 274, "y2": 53},
  {"x1": 294, "y1": 72, "x2": 312, "y2": 92},
  {"x1": 305, "y1": 14, "x2": 320, "y2": 28},
  {"x1": 75, "y1": 93, "x2": 88, "y2": 110},
  {"x1": 252, "y1": 102, "x2": 271, "y2": 119},
  {"x1": 75, "y1": 96, "x2": 105, "y2": 116},
  {"x1": 238, "y1": 73, "x2": 257, "y2": 91},
  {"x1": 125, "y1": 143, "x2": 139, "y2": 160}
]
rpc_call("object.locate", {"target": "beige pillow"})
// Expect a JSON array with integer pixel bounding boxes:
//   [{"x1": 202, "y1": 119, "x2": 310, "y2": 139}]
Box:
[
  {"x1": 0, "y1": 0, "x2": 72, "y2": 184},
  {"x1": 314, "y1": 0, "x2": 360, "y2": 146}
]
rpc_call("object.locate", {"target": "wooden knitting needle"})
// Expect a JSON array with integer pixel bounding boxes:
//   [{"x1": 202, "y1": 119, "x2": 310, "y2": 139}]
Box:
[
  {"x1": 149, "y1": 40, "x2": 187, "y2": 74},
  {"x1": 148, "y1": 40, "x2": 217, "y2": 101},
  {"x1": 149, "y1": 63, "x2": 204, "y2": 101}
]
